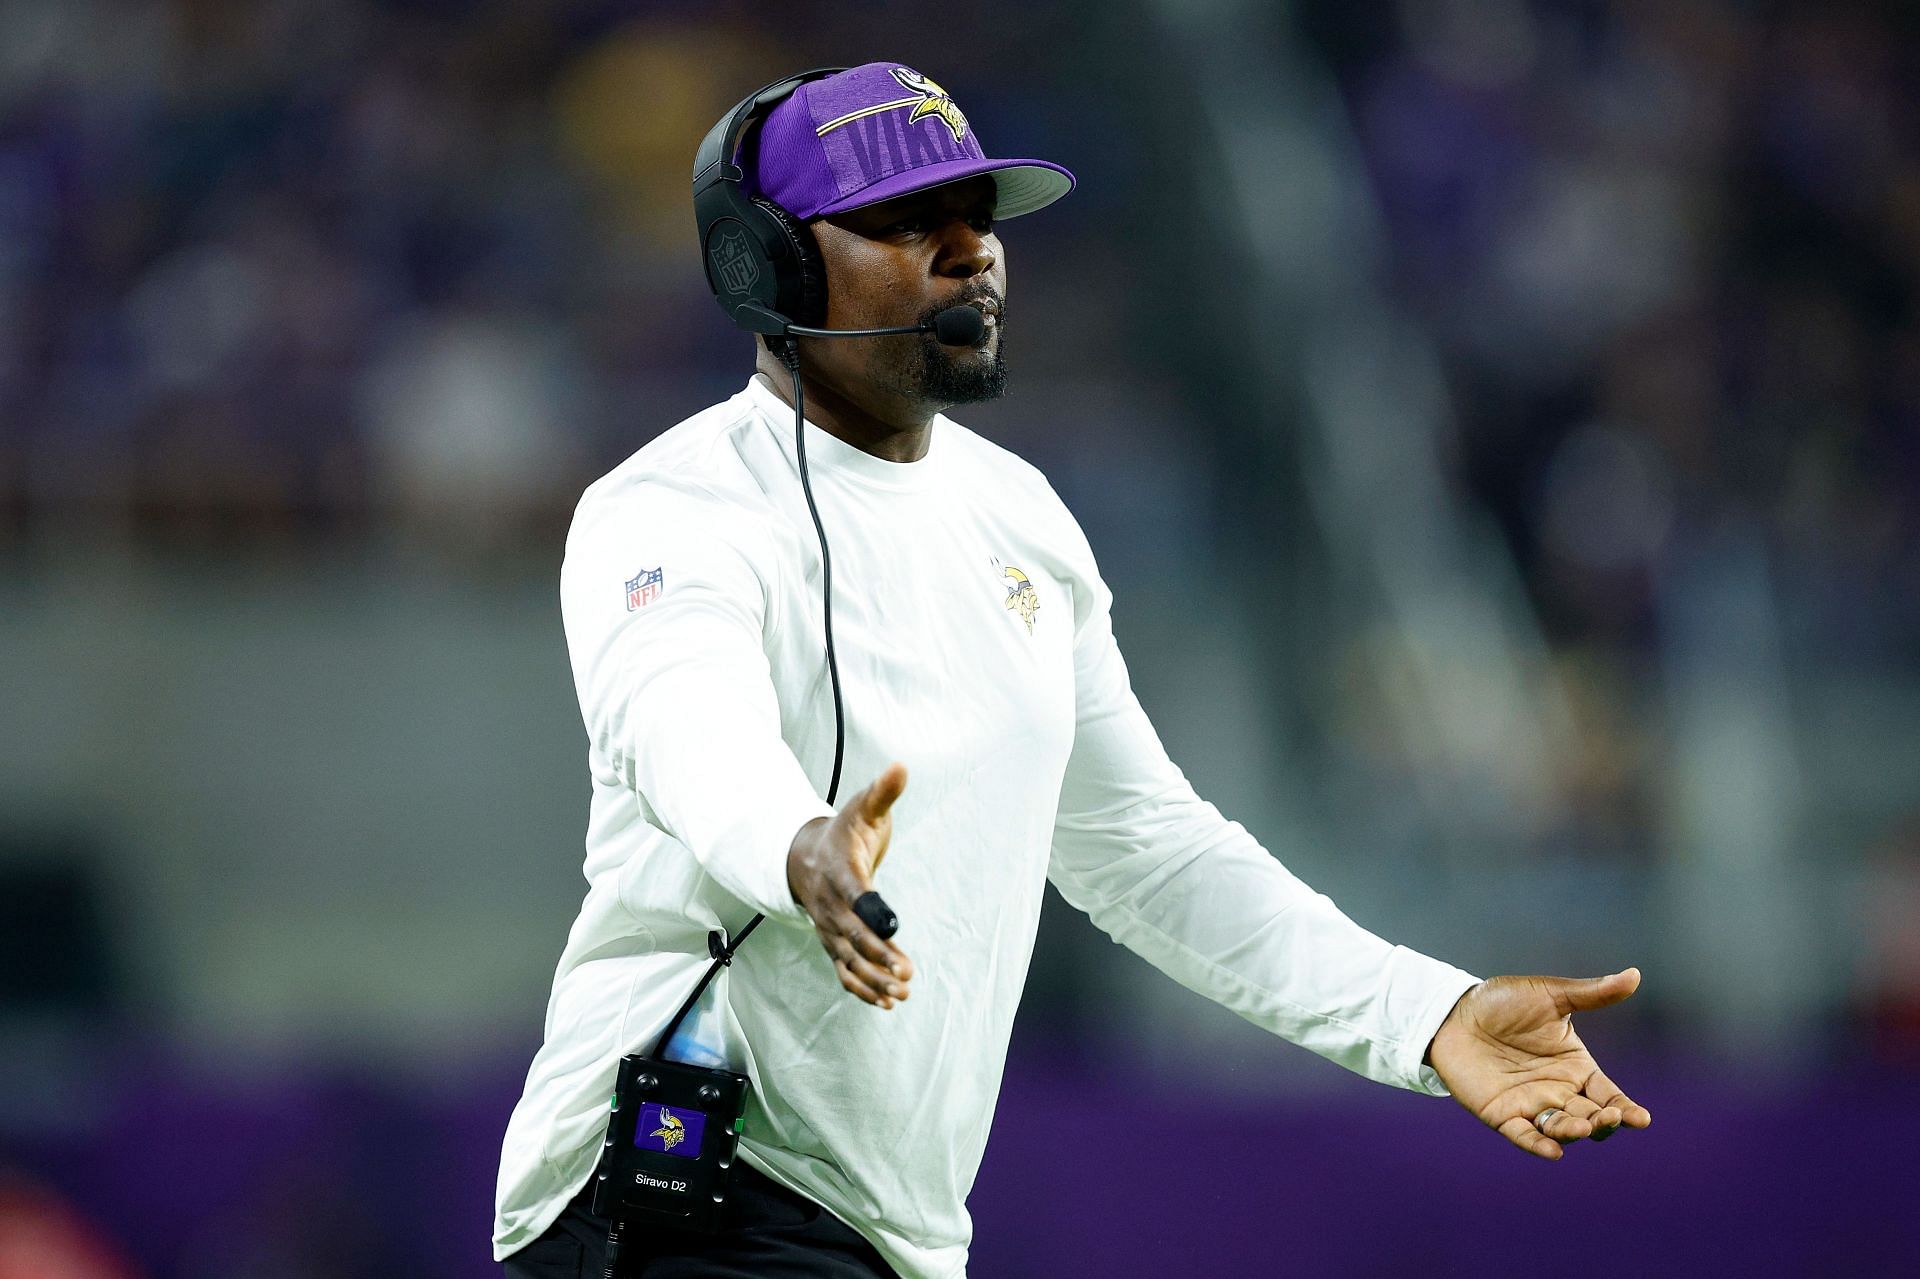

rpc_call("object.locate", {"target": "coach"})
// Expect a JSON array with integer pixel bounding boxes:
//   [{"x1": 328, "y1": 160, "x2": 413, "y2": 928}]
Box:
[{"x1": 494, "y1": 62, "x2": 1650, "y2": 1278}]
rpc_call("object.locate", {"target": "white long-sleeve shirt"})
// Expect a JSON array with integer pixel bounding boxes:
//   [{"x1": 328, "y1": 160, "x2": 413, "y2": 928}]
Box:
[{"x1": 493, "y1": 374, "x2": 1479, "y2": 1277}]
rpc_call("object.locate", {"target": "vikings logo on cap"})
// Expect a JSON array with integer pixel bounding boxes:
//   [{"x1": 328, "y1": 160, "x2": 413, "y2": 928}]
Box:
[
  {"x1": 892, "y1": 68, "x2": 969, "y2": 143},
  {"x1": 814, "y1": 66, "x2": 970, "y2": 146}
]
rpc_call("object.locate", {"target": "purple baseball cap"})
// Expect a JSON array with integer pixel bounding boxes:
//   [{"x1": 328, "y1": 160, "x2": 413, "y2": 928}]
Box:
[{"x1": 747, "y1": 63, "x2": 1074, "y2": 222}]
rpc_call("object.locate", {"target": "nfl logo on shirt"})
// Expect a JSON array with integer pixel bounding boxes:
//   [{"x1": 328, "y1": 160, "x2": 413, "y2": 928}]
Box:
[{"x1": 626, "y1": 567, "x2": 664, "y2": 611}]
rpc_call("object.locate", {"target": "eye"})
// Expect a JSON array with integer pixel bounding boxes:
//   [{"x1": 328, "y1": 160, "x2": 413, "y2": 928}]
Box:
[
  {"x1": 888, "y1": 217, "x2": 927, "y2": 235},
  {"x1": 968, "y1": 212, "x2": 995, "y2": 234}
]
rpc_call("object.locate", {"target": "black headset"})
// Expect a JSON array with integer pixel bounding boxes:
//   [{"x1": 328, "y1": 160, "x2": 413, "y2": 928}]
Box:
[{"x1": 692, "y1": 67, "x2": 849, "y2": 340}]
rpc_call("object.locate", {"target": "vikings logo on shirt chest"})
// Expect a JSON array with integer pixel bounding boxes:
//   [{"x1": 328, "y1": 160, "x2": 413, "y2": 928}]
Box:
[{"x1": 991, "y1": 558, "x2": 1041, "y2": 635}]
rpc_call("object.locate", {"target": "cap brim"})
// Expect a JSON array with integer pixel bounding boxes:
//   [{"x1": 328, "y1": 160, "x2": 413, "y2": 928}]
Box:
[{"x1": 811, "y1": 158, "x2": 1075, "y2": 221}]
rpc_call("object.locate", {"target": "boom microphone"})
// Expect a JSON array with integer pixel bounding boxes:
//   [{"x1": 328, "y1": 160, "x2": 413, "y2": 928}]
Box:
[
  {"x1": 735, "y1": 301, "x2": 989, "y2": 346},
  {"x1": 927, "y1": 305, "x2": 986, "y2": 346}
]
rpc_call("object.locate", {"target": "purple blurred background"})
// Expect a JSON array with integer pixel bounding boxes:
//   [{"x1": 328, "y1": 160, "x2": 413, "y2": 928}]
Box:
[{"x1": 3, "y1": 0, "x2": 1918, "y2": 1274}]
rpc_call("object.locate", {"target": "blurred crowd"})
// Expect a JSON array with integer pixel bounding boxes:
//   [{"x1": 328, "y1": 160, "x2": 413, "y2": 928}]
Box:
[
  {"x1": 0, "y1": 0, "x2": 1110, "y2": 559},
  {"x1": 1304, "y1": 0, "x2": 1920, "y2": 668}
]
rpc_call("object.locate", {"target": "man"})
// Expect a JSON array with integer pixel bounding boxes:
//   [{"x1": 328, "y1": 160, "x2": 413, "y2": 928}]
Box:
[{"x1": 495, "y1": 62, "x2": 1651, "y2": 1278}]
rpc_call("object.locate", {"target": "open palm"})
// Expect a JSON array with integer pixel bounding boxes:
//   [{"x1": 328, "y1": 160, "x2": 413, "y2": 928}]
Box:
[{"x1": 1426, "y1": 968, "x2": 1653, "y2": 1160}]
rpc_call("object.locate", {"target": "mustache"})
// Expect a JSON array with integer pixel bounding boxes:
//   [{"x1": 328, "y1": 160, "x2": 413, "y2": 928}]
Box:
[{"x1": 916, "y1": 286, "x2": 1004, "y2": 329}]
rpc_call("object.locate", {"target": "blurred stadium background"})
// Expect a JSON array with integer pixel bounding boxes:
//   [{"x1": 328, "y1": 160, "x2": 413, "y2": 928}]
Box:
[{"x1": 2, "y1": 0, "x2": 1917, "y2": 1274}]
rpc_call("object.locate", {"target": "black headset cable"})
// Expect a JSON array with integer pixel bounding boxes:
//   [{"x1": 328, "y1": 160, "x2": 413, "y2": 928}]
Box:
[{"x1": 650, "y1": 344, "x2": 846, "y2": 1059}]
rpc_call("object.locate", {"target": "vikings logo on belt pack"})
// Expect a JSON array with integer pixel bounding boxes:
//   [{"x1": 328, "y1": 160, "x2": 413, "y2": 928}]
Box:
[{"x1": 635, "y1": 1102, "x2": 705, "y2": 1160}]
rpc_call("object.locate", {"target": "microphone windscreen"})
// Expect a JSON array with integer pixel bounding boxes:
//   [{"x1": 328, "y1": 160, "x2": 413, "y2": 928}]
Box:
[
  {"x1": 930, "y1": 306, "x2": 986, "y2": 346},
  {"x1": 852, "y1": 891, "x2": 898, "y2": 939}
]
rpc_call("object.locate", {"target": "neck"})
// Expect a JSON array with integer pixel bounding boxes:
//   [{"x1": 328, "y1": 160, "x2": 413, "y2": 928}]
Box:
[{"x1": 755, "y1": 346, "x2": 936, "y2": 464}]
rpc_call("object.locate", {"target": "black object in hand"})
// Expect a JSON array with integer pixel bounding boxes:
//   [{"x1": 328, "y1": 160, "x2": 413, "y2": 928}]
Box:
[{"x1": 852, "y1": 891, "x2": 898, "y2": 939}]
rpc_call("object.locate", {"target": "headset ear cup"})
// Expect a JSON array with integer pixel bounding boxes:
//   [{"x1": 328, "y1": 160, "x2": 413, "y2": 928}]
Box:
[{"x1": 753, "y1": 199, "x2": 826, "y2": 327}]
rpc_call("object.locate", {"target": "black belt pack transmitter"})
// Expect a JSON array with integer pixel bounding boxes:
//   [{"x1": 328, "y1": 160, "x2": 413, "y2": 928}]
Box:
[
  {"x1": 590, "y1": 1048, "x2": 749, "y2": 1233},
  {"x1": 590, "y1": 926, "x2": 755, "y2": 1242}
]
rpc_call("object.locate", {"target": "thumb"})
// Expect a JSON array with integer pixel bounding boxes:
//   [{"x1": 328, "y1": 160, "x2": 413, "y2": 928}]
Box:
[
  {"x1": 854, "y1": 762, "x2": 908, "y2": 826},
  {"x1": 848, "y1": 763, "x2": 907, "y2": 875},
  {"x1": 1547, "y1": 967, "x2": 1641, "y2": 1016}
]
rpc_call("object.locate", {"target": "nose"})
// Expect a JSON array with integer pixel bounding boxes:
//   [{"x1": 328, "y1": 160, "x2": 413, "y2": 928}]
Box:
[{"x1": 933, "y1": 218, "x2": 995, "y2": 281}]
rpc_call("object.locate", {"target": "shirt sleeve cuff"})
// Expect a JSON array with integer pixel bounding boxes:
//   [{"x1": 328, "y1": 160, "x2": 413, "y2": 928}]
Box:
[
  {"x1": 1398, "y1": 961, "x2": 1483, "y2": 1096},
  {"x1": 720, "y1": 787, "x2": 836, "y2": 927}
]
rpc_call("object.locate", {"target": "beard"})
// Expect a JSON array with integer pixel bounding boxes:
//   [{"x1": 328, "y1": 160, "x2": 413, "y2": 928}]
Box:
[{"x1": 872, "y1": 293, "x2": 1008, "y2": 408}]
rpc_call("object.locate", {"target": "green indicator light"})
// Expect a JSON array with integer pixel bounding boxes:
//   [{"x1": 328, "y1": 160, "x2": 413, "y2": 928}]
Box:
[
  {"x1": 610, "y1": 1093, "x2": 619, "y2": 1111},
  {"x1": 733, "y1": 1117, "x2": 746, "y2": 1134}
]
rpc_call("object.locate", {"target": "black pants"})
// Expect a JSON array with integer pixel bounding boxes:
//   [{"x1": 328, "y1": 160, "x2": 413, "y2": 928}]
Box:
[{"x1": 501, "y1": 1165, "x2": 899, "y2": 1278}]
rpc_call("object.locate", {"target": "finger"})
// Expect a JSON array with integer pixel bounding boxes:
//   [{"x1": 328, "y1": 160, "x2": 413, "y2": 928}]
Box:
[
  {"x1": 1578, "y1": 1090, "x2": 1624, "y2": 1138},
  {"x1": 1546, "y1": 967, "x2": 1641, "y2": 1017},
  {"x1": 1537, "y1": 1106, "x2": 1594, "y2": 1144},
  {"x1": 1559, "y1": 1095, "x2": 1602, "y2": 1124},
  {"x1": 831, "y1": 904, "x2": 913, "y2": 980},
  {"x1": 825, "y1": 933, "x2": 909, "y2": 1004},
  {"x1": 826, "y1": 943, "x2": 886, "y2": 1006},
  {"x1": 1525, "y1": 1097, "x2": 1596, "y2": 1144},
  {"x1": 822, "y1": 931, "x2": 906, "y2": 1006},
  {"x1": 1497, "y1": 1116, "x2": 1564, "y2": 1161},
  {"x1": 833, "y1": 955, "x2": 894, "y2": 1008},
  {"x1": 1583, "y1": 1066, "x2": 1651, "y2": 1130}
]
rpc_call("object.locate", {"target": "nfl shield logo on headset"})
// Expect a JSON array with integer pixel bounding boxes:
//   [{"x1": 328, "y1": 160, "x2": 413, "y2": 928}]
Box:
[{"x1": 713, "y1": 229, "x2": 759, "y2": 296}]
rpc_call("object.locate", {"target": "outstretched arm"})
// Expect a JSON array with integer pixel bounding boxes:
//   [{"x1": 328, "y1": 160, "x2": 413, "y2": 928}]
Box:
[{"x1": 1046, "y1": 554, "x2": 1477, "y2": 1092}]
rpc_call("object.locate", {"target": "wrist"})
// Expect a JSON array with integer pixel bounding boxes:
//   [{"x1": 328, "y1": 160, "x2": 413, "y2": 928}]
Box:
[
  {"x1": 1425, "y1": 980, "x2": 1482, "y2": 1068},
  {"x1": 787, "y1": 816, "x2": 830, "y2": 903}
]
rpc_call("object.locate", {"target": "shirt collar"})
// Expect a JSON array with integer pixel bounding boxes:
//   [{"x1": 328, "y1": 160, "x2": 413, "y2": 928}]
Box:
[{"x1": 744, "y1": 374, "x2": 948, "y2": 493}]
